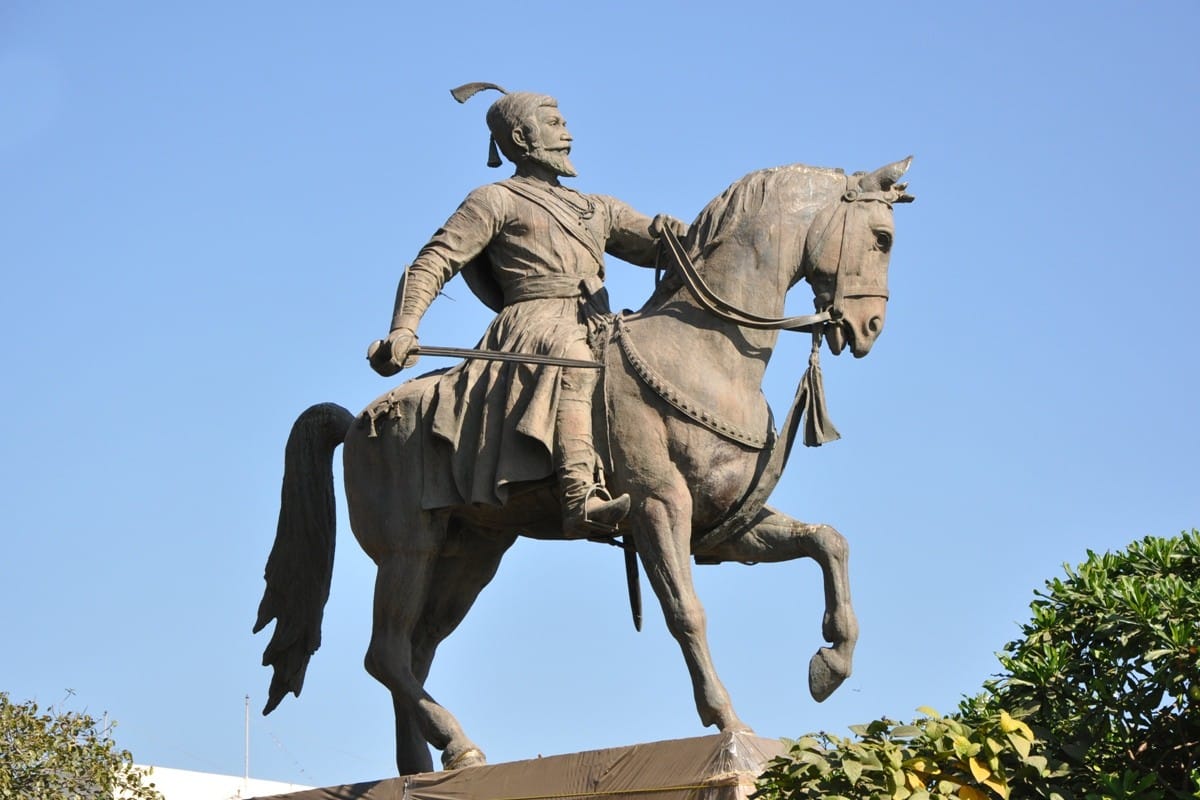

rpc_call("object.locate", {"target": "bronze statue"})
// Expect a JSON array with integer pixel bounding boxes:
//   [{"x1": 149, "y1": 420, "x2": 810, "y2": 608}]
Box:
[{"x1": 255, "y1": 84, "x2": 914, "y2": 776}]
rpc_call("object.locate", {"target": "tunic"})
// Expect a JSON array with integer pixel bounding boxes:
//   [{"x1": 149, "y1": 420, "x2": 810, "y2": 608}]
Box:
[{"x1": 398, "y1": 177, "x2": 661, "y2": 509}]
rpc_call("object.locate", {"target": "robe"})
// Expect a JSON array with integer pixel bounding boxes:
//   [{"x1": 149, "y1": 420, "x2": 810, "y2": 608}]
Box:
[{"x1": 401, "y1": 177, "x2": 661, "y2": 509}]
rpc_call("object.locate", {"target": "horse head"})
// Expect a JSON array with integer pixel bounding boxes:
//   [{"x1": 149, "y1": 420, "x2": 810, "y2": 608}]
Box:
[
  {"x1": 804, "y1": 157, "x2": 914, "y2": 358},
  {"x1": 655, "y1": 157, "x2": 913, "y2": 361}
]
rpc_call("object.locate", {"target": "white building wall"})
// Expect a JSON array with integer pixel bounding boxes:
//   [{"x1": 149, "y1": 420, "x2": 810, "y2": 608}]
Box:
[{"x1": 133, "y1": 765, "x2": 311, "y2": 800}]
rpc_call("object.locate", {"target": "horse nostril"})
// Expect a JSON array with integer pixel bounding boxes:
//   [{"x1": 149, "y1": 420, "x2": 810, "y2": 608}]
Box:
[{"x1": 867, "y1": 316, "x2": 882, "y2": 335}]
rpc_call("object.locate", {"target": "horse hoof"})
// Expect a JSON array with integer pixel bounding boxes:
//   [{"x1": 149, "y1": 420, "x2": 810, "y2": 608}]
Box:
[
  {"x1": 442, "y1": 746, "x2": 486, "y2": 771},
  {"x1": 808, "y1": 647, "x2": 849, "y2": 702}
]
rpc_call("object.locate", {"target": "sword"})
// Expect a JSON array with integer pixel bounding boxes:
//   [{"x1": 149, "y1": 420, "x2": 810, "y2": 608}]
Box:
[{"x1": 367, "y1": 340, "x2": 603, "y2": 370}]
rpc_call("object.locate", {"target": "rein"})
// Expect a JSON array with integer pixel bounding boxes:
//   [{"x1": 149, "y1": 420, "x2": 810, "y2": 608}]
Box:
[{"x1": 658, "y1": 227, "x2": 832, "y2": 332}]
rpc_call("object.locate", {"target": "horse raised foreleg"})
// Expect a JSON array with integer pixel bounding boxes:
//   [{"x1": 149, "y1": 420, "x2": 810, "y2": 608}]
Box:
[
  {"x1": 635, "y1": 493, "x2": 750, "y2": 733},
  {"x1": 694, "y1": 506, "x2": 858, "y2": 702}
]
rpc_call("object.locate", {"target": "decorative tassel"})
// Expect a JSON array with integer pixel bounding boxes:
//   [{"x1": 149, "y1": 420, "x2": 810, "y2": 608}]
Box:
[
  {"x1": 487, "y1": 135, "x2": 502, "y2": 168},
  {"x1": 801, "y1": 330, "x2": 840, "y2": 447}
]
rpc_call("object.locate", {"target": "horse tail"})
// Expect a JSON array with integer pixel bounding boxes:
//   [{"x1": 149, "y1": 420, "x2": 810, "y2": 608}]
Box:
[{"x1": 253, "y1": 401, "x2": 355, "y2": 715}]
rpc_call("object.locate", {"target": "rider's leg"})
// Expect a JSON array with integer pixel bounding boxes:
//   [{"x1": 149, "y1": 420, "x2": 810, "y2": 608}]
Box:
[{"x1": 556, "y1": 356, "x2": 630, "y2": 536}]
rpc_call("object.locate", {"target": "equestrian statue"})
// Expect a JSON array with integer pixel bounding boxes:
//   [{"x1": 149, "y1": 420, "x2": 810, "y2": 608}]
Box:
[{"x1": 254, "y1": 82, "x2": 915, "y2": 776}]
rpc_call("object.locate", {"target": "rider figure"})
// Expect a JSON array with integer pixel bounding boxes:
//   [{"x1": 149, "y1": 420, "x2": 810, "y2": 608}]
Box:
[{"x1": 369, "y1": 84, "x2": 687, "y2": 537}]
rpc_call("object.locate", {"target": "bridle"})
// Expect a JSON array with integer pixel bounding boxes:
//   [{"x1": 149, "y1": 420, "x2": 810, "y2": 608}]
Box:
[
  {"x1": 809, "y1": 185, "x2": 901, "y2": 328},
  {"x1": 656, "y1": 179, "x2": 908, "y2": 336}
]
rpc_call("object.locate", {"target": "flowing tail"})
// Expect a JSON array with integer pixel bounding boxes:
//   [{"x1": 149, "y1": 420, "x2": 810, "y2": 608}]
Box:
[{"x1": 253, "y1": 402, "x2": 355, "y2": 714}]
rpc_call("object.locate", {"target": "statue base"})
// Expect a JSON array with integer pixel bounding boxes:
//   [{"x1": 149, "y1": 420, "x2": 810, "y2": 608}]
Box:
[{"x1": 252, "y1": 731, "x2": 786, "y2": 800}]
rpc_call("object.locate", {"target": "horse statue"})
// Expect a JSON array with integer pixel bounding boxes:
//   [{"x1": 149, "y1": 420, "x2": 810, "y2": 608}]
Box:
[{"x1": 255, "y1": 157, "x2": 914, "y2": 776}]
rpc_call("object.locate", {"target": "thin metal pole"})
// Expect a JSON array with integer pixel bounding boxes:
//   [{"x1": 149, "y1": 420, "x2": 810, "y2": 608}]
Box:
[{"x1": 244, "y1": 694, "x2": 250, "y2": 782}]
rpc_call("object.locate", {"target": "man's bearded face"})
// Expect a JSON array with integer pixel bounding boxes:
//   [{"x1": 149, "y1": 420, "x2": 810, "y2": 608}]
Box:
[{"x1": 523, "y1": 105, "x2": 577, "y2": 177}]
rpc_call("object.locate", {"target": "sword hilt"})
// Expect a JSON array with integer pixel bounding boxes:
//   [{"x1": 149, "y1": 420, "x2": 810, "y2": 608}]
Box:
[
  {"x1": 366, "y1": 334, "x2": 420, "y2": 376},
  {"x1": 366, "y1": 338, "x2": 397, "y2": 376}
]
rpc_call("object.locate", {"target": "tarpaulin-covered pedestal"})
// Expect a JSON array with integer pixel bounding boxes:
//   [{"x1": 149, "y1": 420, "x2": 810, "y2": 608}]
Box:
[{"x1": 252, "y1": 732, "x2": 785, "y2": 800}]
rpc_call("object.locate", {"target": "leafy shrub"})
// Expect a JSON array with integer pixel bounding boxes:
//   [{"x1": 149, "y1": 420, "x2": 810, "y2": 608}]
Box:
[
  {"x1": 754, "y1": 709, "x2": 1046, "y2": 800},
  {"x1": 0, "y1": 692, "x2": 163, "y2": 800}
]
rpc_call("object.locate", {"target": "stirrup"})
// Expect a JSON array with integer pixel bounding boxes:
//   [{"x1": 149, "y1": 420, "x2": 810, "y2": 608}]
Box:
[{"x1": 566, "y1": 484, "x2": 631, "y2": 538}]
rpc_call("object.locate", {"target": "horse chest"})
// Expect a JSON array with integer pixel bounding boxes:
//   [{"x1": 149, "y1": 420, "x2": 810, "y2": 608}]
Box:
[{"x1": 663, "y1": 417, "x2": 761, "y2": 522}]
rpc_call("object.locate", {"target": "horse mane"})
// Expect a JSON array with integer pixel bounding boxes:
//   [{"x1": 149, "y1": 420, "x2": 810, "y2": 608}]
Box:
[{"x1": 645, "y1": 163, "x2": 847, "y2": 309}]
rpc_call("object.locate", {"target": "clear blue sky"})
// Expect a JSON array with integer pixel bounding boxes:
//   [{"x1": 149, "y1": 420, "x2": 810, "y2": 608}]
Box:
[{"x1": 3, "y1": 0, "x2": 1197, "y2": 788}]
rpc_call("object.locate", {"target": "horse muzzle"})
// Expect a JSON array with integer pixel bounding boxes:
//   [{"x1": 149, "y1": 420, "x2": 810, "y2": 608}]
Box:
[{"x1": 826, "y1": 297, "x2": 887, "y2": 358}]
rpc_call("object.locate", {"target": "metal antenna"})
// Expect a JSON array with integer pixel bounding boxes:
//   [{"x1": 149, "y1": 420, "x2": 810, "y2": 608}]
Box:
[{"x1": 243, "y1": 694, "x2": 250, "y2": 783}]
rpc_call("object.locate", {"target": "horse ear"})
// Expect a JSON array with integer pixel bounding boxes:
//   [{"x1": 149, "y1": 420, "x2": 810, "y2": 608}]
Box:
[{"x1": 859, "y1": 156, "x2": 913, "y2": 191}]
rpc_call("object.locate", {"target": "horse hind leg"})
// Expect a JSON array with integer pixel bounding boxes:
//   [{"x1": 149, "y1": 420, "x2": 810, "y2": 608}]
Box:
[
  {"x1": 364, "y1": 525, "x2": 484, "y2": 776},
  {"x1": 694, "y1": 505, "x2": 858, "y2": 703},
  {"x1": 408, "y1": 520, "x2": 517, "y2": 770},
  {"x1": 391, "y1": 695, "x2": 432, "y2": 776}
]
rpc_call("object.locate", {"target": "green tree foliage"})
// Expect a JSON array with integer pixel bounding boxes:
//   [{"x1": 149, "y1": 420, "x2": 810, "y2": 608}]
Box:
[
  {"x1": 0, "y1": 692, "x2": 163, "y2": 800},
  {"x1": 973, "y1": 530, "x2": 1200, "y2": 798},
  {"x1": 756, "y1": 531, "x2": 1200, "y2": 800}
]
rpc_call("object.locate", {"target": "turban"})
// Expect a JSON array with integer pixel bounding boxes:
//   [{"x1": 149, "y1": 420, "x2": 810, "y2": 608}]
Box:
[{"x1": 450, "y1": 83, "x2": 558, "y2": 168}]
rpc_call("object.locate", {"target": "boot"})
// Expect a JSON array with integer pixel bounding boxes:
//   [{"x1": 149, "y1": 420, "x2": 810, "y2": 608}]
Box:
[{"x1": 555, "y1": 369, "x2": 630, "y2": 538}]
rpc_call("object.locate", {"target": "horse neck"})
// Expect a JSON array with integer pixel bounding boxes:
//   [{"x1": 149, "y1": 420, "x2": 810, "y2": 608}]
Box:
[
  {"x1": 635, "y1": 239, "x2": 795, "y2": 391},
  {"x1": 630, "y1": 164, "x2": 844, "y2": 391}
]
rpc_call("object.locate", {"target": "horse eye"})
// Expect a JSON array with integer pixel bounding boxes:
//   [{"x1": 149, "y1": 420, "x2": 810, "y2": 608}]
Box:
[{"x1": 874, "y1": 230, "x2": 892, "y2": 253}]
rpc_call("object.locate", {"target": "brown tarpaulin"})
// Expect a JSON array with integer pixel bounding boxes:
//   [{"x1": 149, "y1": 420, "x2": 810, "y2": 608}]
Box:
[{"x1": 251, "y1": 732, "x2": 786, "y2": 800}]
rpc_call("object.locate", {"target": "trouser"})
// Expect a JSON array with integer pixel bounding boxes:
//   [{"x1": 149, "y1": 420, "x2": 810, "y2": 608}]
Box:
[{"x1": 554, "y1": 355, "x2": 603, "y2": 523}]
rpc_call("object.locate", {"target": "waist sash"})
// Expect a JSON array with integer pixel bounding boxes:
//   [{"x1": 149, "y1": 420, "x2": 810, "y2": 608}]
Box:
[{"x1": 503, "y1": 273, "x2": 605, "y2": 304}]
